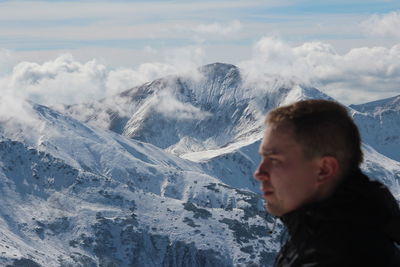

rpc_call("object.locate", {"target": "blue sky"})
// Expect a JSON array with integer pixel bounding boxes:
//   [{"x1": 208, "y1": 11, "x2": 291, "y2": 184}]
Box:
[
  {"x1": 0, "y1": 0, "x2": 400, "y2": 104},
  {"x1": 1, "y1": 0, "x2": 399, "y2": 61}
]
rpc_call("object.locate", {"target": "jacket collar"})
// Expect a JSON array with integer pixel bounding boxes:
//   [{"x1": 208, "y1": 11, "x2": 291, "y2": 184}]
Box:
[
  {"x1": 280, "y1": 168, "x2": 400, "y2": 242},
  {"x1": 280, "y1": 169, "x2": 369, "y2": 235}
]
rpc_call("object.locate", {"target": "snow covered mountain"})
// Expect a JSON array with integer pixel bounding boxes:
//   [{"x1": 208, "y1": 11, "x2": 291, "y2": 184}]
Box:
[
  {"x1": 350, "y1": 95, "x2": 400, "y2": 162},
  {"x1": 57, "y1": 63, "x2": 332, "y2": 157},
  {"x1": 0, "y1": 63, "x2": 399, "y2": 266},
  {"x1": 57, "y1": 63, "x2": 399, "y2": 192},
  {"x1": 57, "y1": 63, "x2": 335, "y2": 193},
  {"x1": 0, "y1": 103, "x2": 278, "y2": 266}
]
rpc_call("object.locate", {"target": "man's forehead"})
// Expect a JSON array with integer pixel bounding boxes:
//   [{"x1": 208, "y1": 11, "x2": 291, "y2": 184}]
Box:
[
  {"x1": 266, "y1": 121, "x2": 294, "y2": 131},
  {"x1": 259, "y1": 137, "x2": 282, "y2": 155},
  {"x1": 259, "y1": 123, "x2": 296, "y2": 155}
]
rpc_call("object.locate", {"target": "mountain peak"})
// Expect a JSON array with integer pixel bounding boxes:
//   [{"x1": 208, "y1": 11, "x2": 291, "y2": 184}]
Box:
[
  {"x1": 197, "y1": 62, "x2": 241, "y2": 89},
  {"x1": 199, "y1": 62, "x2": 238, "y2": 73},
  {"x1": 350, "y1": 94, "x2": 400, "y2": 114},
  {"x1": 57, "y1": 63, "x2": 335, "y2": 156}
]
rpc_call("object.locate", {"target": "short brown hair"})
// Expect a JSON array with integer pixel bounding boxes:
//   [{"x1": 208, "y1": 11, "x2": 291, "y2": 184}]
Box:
[{"x1": 266, "y1": 99, "x2": 363, "y2": 176}]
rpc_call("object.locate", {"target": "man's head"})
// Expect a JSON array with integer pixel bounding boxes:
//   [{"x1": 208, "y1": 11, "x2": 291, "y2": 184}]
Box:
[{"x1": 254, "y1": 99, "x2": 363, "y2": 216}]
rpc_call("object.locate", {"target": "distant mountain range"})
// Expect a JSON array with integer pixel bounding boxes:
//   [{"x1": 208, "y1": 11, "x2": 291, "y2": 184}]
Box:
[{"x1": 0, "y1": 63, "x2": 398, "y2": 266}]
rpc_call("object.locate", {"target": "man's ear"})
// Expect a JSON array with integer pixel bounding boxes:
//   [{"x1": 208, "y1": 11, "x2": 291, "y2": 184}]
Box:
[{"x1": 316, "y1": 156, "x2": 339, "y2": 184}]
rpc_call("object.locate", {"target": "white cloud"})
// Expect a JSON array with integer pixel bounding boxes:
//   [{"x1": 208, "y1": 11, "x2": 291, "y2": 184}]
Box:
[
  {"x1": 105, "y1": 63, "x2": 176, "y2": 96},
  {"x1": 105, "y1": 46, "x2": 206, "y2": 97},
  {"x1": 194, "y1": 20, "x2": 243, "y2": 36},
  {"x1": 361, "y1": 11, "x2": 400, "y2": 38},
  {"x1": 0, "y1": 94, "x2": 36, "y2": 127},
  {"x1": 239, "y1": 37, "x2": 400, "y2": 104},
  {"x1": 0, "y1": 49, "x2": 17, "y2": 75},
  {"x1": 0, "y1": 91, "x2": 46, "y2": 146},
  {"x1": 0, "y1": 46, "x2": 205, "y2": 105},
  {"x1": 2, "y1": 54, "x2": 108, "y2": 105},
  {"x1": 153, "y1": 90, "x2": 211, "y2": 120},
  {"x1": 163, "y1": 46, "x2": 205, "y2": 77}
]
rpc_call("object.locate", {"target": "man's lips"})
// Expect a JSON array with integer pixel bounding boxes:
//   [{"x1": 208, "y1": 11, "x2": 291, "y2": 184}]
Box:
[
  {"x1": 261, "y1": 187, "x2": 274, "y2": 197},
  {"x1": 260, "y1": 185, "x2": 273, "y2": 195}
]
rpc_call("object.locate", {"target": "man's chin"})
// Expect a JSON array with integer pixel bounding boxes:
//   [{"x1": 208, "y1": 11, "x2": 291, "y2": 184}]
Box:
[{"x1": 265, "y1": 203, "x2": 284, "y2": 217}]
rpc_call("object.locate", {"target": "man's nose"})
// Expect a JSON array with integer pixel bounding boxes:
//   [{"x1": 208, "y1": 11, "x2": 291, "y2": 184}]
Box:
[{"x1": 254, "y1": 162, "x2": 269, "y2": 181}]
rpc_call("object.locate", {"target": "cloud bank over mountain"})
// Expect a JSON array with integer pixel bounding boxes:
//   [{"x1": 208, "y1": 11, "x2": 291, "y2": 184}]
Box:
[
  {"x1": 1, "y1": 37, "x2": 400, "y2": 105},
  {"x1": 240, "y1": 37, "x2": 400, "y2": 104},
  {"x1": 0, "y1": 51, "x2": 203, "y2": 105}
]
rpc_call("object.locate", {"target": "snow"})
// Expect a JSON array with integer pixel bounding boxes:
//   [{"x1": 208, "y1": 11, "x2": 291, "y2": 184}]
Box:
[
  {"x1": 351, "y1": 102, "x2": 400, "y2": 162},
  {"x1": 0, "y1": 63, "x2": 398, "y2": 266},
  {"x1": 0, "y1": 102, "x2": 275, "y2": 266}
]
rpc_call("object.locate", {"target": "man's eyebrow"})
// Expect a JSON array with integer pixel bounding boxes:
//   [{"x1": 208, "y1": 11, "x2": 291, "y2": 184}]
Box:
[{"x1": 258, "y1": 149, "x2": 279, "y2": 156}]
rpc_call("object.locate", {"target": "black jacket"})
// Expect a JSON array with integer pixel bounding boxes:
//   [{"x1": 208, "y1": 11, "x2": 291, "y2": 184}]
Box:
[{"x1": 274, "y1": 169, "x2": 400, "y2": 267}]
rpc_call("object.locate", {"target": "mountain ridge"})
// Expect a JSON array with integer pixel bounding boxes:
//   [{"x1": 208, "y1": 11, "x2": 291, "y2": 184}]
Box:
[
  {"x1": 57, "y1": 63, "x2": 334, "y2": 157},
  {"x1": 0, "y1": 62, "x2": 398, "y2": 266},
  {"x1": 0, "y1": 99, "x2": 277, "y2": 266}
]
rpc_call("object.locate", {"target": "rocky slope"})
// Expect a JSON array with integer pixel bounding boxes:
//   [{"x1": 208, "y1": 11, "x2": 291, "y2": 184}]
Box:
[{"x1": 0, "y1": 103, "x2": 278, "y2": 266}]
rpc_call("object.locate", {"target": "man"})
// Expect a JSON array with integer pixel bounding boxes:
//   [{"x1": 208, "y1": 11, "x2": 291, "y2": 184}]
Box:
[{"x1": 254, "y1": 99, "x2": 400, "y2": 267}]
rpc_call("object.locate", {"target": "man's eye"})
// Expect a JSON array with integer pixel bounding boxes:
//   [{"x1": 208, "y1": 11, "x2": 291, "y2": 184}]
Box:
[
  {"x1": 270, "y1": 158, "x2": 280, "y2": 164},
  {"x1": 261, "y1": 157, "x2": 281, "y2": 166}
]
